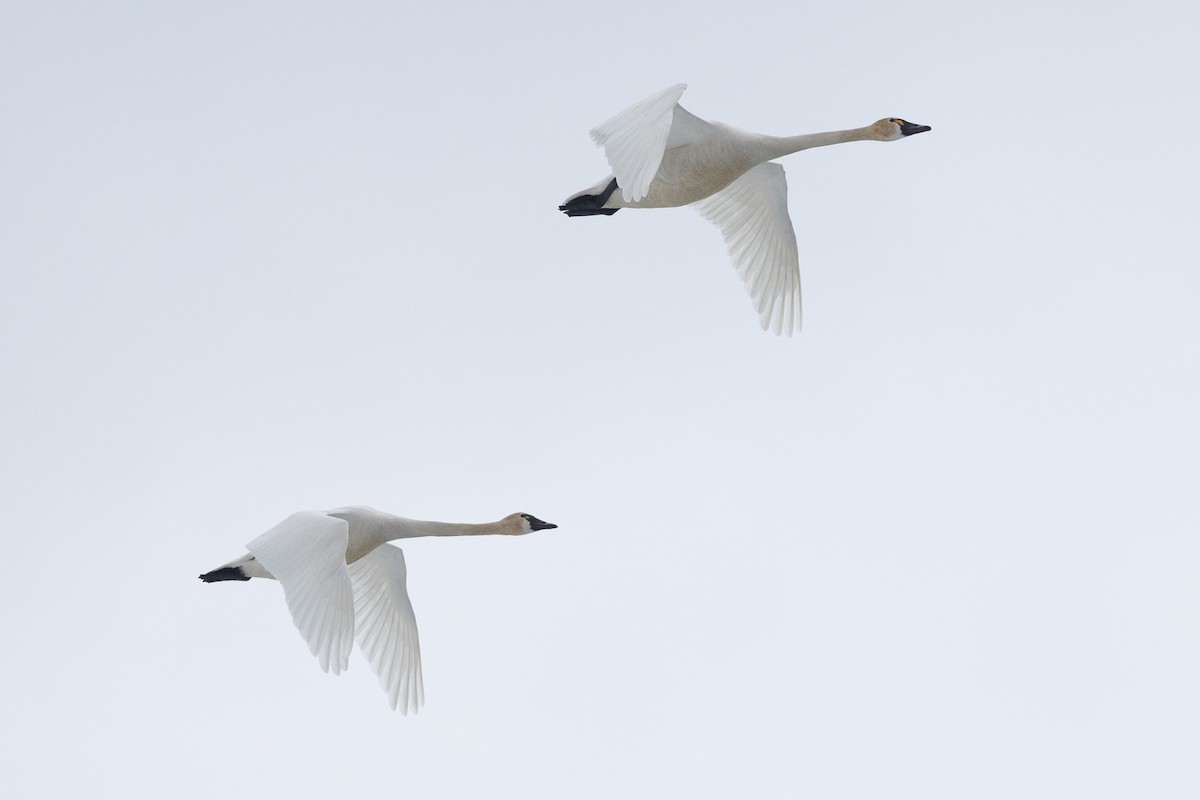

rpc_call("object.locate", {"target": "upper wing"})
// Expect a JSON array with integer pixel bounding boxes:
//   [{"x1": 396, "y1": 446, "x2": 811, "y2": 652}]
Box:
[
  {"x1": 590, "y1": 83, "x2": 701, "y2": 203},
  {"x1": 247, "y1": 511, "x2": 355, "y2": 675},
  {"x1": 691, "y1": 162, "x2": 802, "y2": 335},
  {"x1": 348, "y1": 544, "x2": 425, "y2": 714}
]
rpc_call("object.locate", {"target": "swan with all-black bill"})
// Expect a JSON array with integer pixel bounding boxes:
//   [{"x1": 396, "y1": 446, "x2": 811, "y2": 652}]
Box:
[
  {"x1": 560, "y1": 83, "x2": 931, "y2": 335},
  {"x1": 199, "y1": 507, "x2": 558, "y2": 713}
]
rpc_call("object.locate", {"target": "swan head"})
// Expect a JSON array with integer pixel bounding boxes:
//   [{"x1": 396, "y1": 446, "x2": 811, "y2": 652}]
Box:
[
  {"x1": 509, "y1": 512, "x2": 558, "y2": 535},
  {"x1": 873, "y1": 118, "x2": 932, "y2": 141}
]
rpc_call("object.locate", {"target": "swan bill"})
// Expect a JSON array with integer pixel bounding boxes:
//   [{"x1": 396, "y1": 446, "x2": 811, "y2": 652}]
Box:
[{"x1": 899, "y1": 120, "x2": 931, "y2": 136}]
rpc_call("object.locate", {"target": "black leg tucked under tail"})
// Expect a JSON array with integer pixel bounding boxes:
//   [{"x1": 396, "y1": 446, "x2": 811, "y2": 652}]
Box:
[
  {"x1": 199, "y1": 566, "x2": 250, "y2": 583},
  {"x1": 559, "y1": 179, "x2": 620, "y2": 216}
]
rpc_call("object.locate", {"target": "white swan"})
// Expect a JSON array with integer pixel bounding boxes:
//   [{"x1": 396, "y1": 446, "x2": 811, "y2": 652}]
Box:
[
  {"x1": 199, "y1": 507, "x2": 557, "y2": 713},
  {"x1": 560, "y1": 84, "x2": 931, "y2": 335}
]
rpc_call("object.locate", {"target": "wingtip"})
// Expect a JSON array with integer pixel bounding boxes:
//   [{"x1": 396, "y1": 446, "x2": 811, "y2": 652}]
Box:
[{"x1": 760, "y1": 313, "x2": 802, "y2": 337}]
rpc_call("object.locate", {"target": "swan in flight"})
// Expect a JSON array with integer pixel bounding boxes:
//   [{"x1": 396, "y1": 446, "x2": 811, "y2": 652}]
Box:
[
  {"x1": 559, "y1": 83, "x2": 931, "y2": 335},
  {"x1": 199, "y1": 507, "x2": 558, "y2": 713}
]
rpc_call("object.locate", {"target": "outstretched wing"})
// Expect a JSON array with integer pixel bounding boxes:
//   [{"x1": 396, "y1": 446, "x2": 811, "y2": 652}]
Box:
[
  {"x1": 349, "y1": 544, "x2": 425, "y2": 714},
  {"x1": 691, "y1": 162, "x2": 802, "y2": 335},
  {"x1": 590, "y1": 83, "x2": 697, "y2": 203},
  {"x1": 247, "y1": 511, "x2": 355, "y2": 675}
]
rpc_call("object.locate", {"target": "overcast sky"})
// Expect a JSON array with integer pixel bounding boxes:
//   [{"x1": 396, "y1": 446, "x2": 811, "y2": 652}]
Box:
[{"x1": 2, "y1": 1, "x2": 1198, "y2": 797}]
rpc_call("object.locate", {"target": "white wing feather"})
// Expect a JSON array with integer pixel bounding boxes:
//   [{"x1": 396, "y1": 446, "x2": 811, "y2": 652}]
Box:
[
  {"x1": 590, "y1": 83, "x2": 688, "y2": 203},
  {"x1": 349, "y1": 544, "x2": 425, "y2": 714},
  {"x1": 246, "y1": 512, "x2": 355, "y2": 675},
  {"x1": 692, "y1": 162, "x2": 802, "y2": 335}
]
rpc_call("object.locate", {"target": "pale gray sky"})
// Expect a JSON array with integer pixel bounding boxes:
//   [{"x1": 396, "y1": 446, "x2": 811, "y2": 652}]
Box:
[{"x1": 2, "y1": 1, "x2": 1198, "y2": 797}]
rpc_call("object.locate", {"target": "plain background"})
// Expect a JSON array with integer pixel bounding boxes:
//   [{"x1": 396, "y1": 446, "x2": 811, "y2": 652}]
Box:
[{"x1": 2, "y1": 1, "x2": 1197, "y2": 797}]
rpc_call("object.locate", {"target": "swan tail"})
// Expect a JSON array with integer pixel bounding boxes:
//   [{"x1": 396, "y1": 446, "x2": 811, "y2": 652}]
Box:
[
  {"x1": 559, "y1": 178, "x2": 620, "y2": 217},
  {"x1": 199, "y1": 566, "x2": 251, "y2": 582}
]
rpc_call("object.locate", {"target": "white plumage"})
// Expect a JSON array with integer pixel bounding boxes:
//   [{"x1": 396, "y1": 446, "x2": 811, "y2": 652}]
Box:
[
  {"x1": 561, "y1": 84, "x2": 931, "y2": 335},
  {"x1": 200, "y1": 506, "x2": 557, "y2": 713}
]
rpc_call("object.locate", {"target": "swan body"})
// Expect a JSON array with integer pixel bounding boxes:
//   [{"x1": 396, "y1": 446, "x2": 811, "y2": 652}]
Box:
[
  {"x1": 199, "y1": 506, "x2": 557, "y2": 713},
  {"x1": 560, "y1": 84, "x2": 931, "y2": 335}
]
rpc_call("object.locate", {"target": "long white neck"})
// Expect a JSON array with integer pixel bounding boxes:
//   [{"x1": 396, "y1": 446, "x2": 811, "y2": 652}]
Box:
[
  {"x1": 331, "y1": 508, "x2": 519, "y2": 557},
  {"x1": 391, "y1": 518, "x2": 511, "y2": 539},
  {"x1": 753, "y1": 127, "x2": 875, "y2": 162}
]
